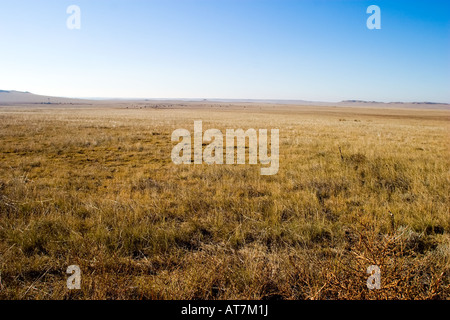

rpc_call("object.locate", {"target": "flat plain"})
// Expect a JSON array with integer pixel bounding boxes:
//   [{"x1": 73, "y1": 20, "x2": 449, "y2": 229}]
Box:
[{"x1": 0, "y1": 103, "x2": 448, "y2": 299}]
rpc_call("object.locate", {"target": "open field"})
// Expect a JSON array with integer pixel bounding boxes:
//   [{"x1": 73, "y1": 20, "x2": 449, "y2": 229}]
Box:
[{"x1": 0, "y1": 104, "x2": 449, "y2": 299}]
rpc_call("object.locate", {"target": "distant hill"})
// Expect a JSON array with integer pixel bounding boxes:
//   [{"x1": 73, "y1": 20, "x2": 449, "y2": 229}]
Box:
[
  {"x1": 0, "y1": 90, "x2": 90, "y2": 105},
  {"x1": 338, "y1": 100, "x2": 449, "y2": 110},
  {"x1": 341, "y1": 99, "x2": 448, "y2": 105}
]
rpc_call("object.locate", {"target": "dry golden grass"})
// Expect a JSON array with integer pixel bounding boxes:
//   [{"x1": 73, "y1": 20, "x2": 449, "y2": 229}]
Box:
[{"x1": 0, "y1": 104, "x2": 448, "y2": 300}]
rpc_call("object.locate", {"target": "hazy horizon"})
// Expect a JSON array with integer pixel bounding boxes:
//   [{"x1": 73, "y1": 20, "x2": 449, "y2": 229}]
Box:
[{"x1": 2, "y1": 88, "x2": 450, "y2": 106}]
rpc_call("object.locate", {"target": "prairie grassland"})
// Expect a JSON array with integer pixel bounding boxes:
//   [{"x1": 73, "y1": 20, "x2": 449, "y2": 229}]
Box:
[{"x1": 0, "y1": 104, "x2": 448, "y2": 300}]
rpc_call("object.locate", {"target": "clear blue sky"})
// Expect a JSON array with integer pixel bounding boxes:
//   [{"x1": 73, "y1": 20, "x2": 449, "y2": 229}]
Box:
[{"x1": 0, "y1": 0, "x2": 449, "y2": 102}]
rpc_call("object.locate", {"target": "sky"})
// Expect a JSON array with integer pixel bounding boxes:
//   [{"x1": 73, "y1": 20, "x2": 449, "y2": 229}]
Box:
[{"x1": 0, "y1": 0, "x2": 449, "y2": 102}]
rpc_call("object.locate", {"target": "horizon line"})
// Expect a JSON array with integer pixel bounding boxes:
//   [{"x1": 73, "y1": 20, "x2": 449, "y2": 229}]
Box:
[{"x1": 1, "y1": 90, "x2": 450, "y2": 105}]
